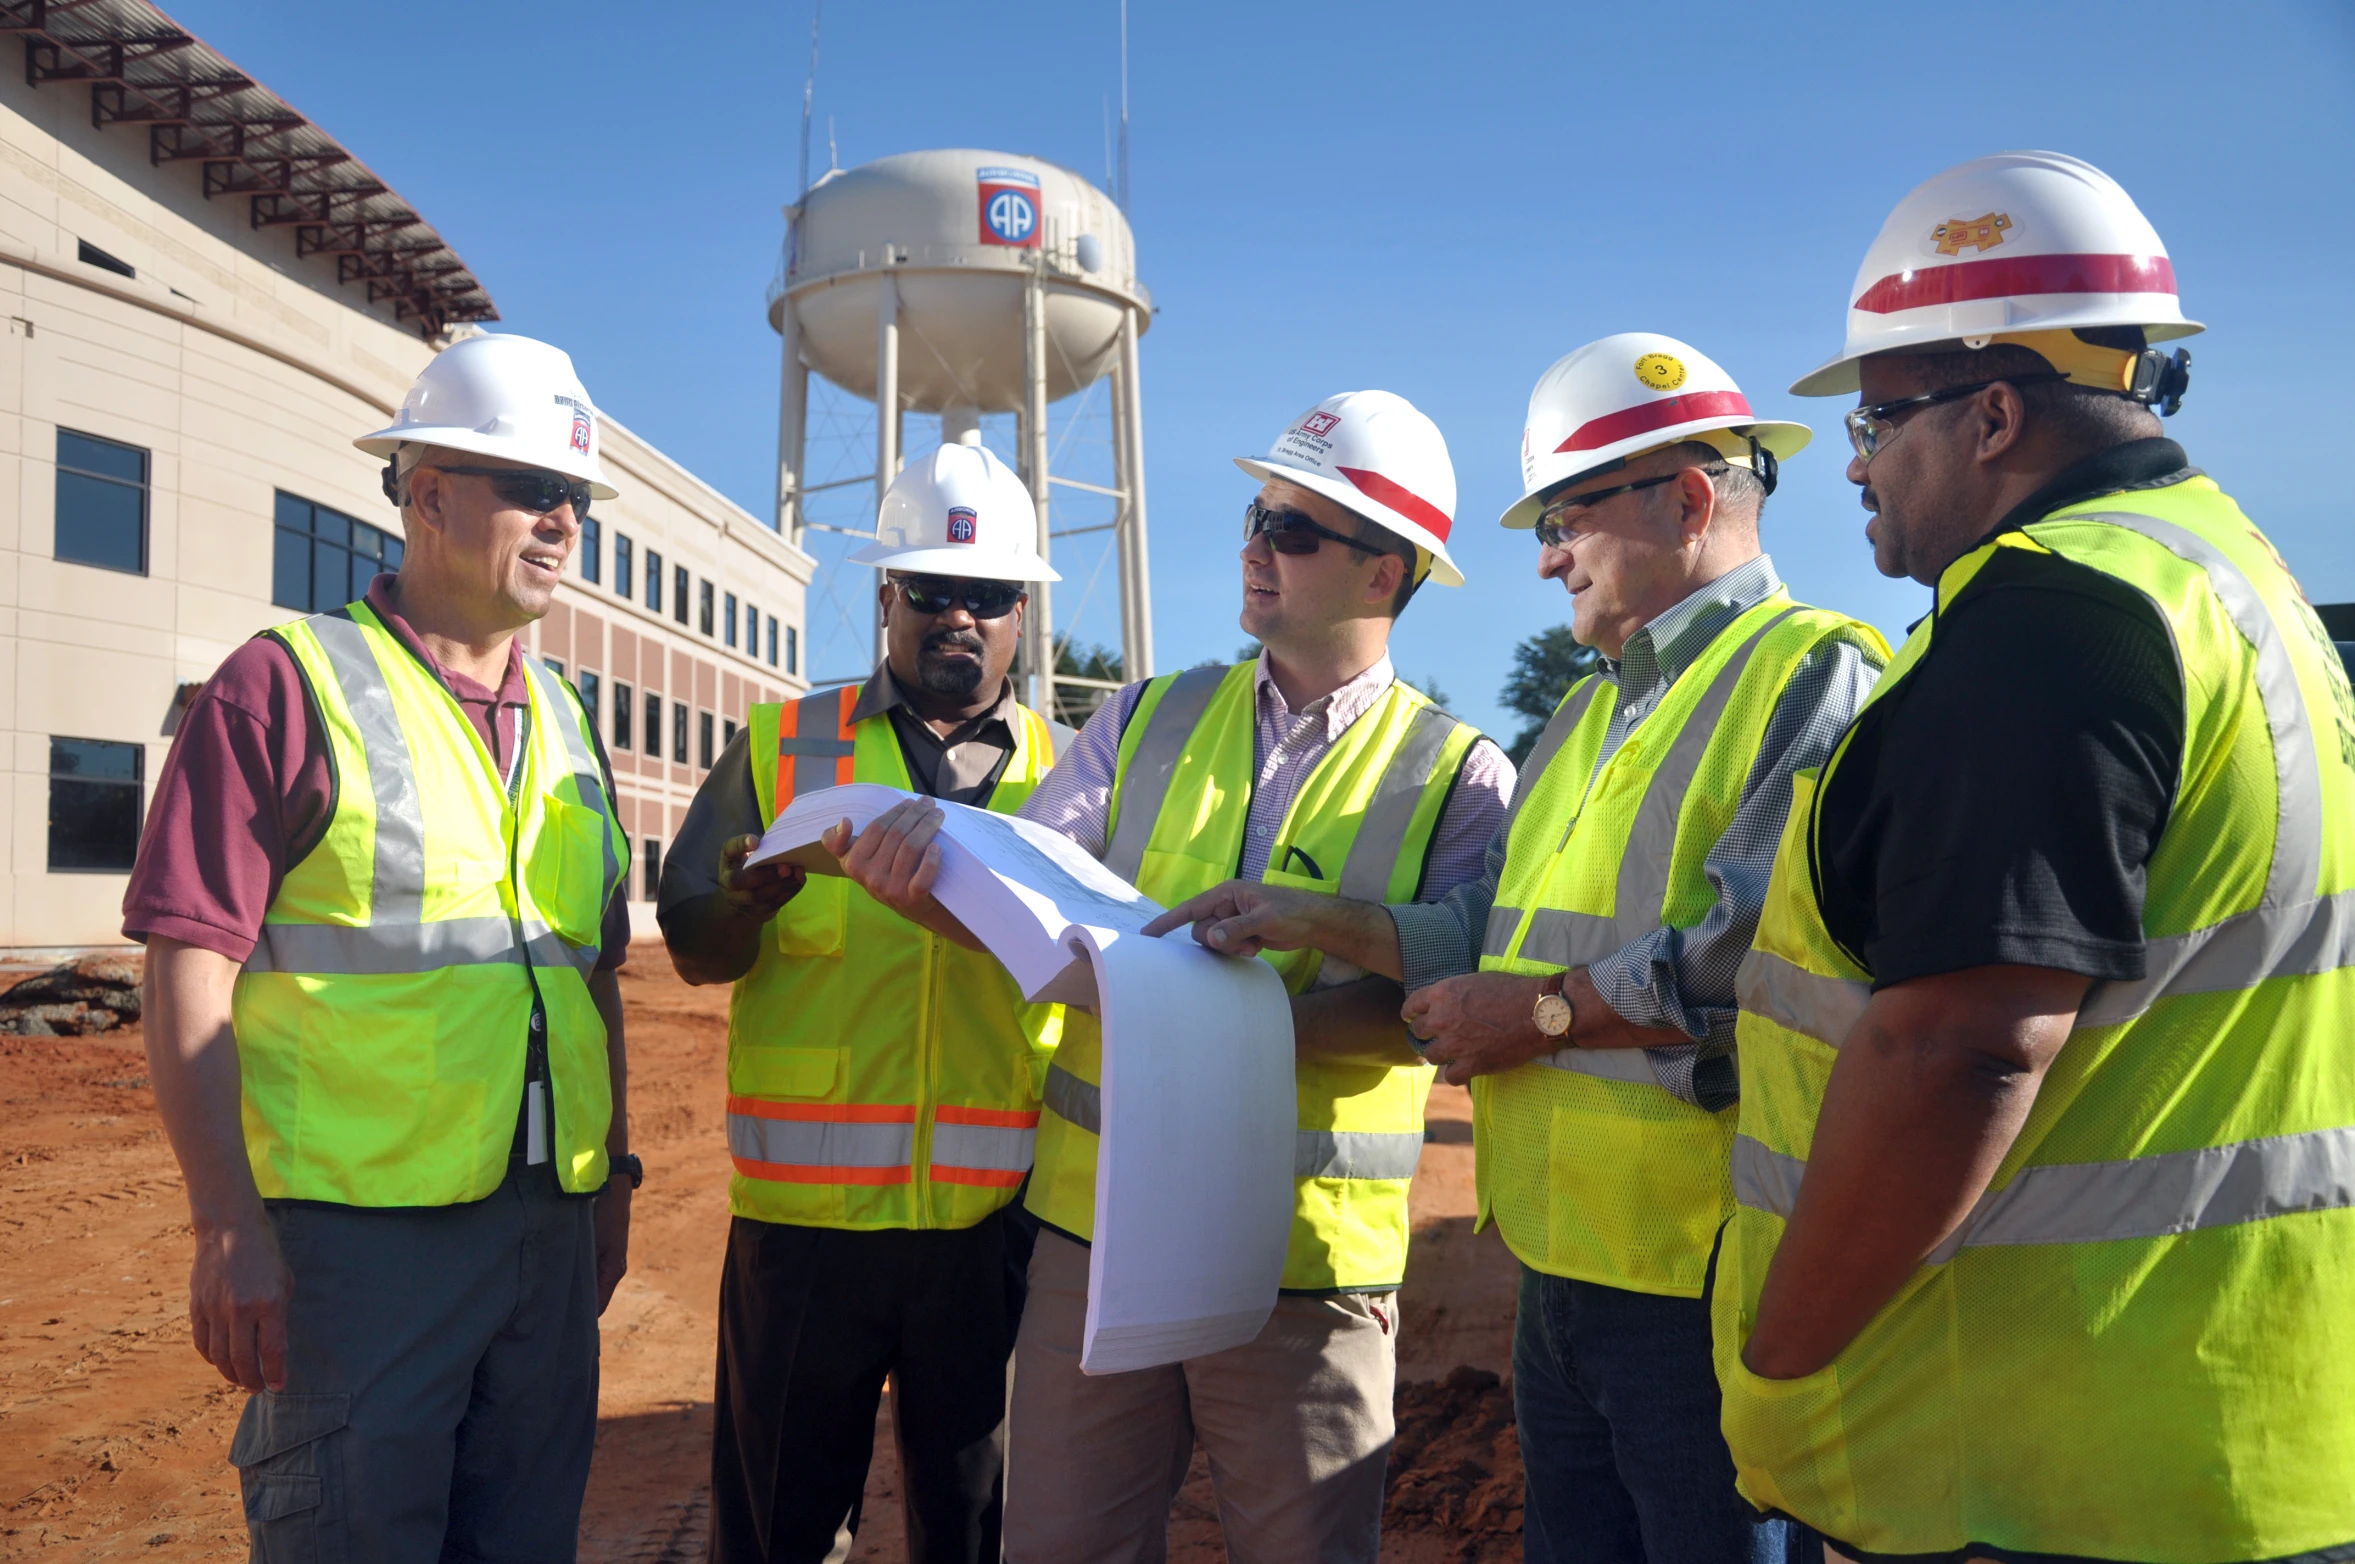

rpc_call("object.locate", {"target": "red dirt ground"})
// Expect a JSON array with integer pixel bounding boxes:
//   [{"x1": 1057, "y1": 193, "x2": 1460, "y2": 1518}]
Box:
[{"x1": 0, "y1": 952, "x2": 1521, "y2": 1562}]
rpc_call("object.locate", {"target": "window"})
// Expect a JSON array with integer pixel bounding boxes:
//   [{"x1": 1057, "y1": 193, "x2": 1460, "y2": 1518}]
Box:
[
  {"x1": 698, "y1": 710, "x2": 715, "y2": 770},
  {"x1": 673, "y1": 565, "x2": 690, "y2": 626},
  {"x1": 671, "y1": 701, "x2": 688, "y2": 764},
  {"x1": 49, "y1": 737, "x2": 142, "y2": 872},
  {"x1": 545, "y1": 657, "x2": 565, "y2": 679},
  {"x1": 723, "y1": 717, "x2": 740, "y2": 751},
  {"x1": 724, "y1": 593, "x2": 739, "y2": 649},
  {"x1": 56, "y1": 429, "x2": 149, "y2": 575},
  {"x1": 645, "y1": 549, "x2": 663, "y2": 613},
  {"x1": 614, "y1": 533, "x2": 634, "y2": 598},
  {"x1": 645, "y1": 691, "x2": 662, "y2": 759},
  {"x1": 273, "y1": 491, "x2": 402, "y2": 612},
  {"x1": 783, "y1": 623, "x2": 795, "y2": 674},
  {"x1": 641, "y1": 839, "x2": 662, "y2": 901},
  {"x1": 699, "y1": 579, "x2": 715, "y2": 637},
  {"x1": 580, "y1": 516, "x2": 602, "y2": 585},
  {"x1": 77, "y1": 239, "x2": 135, "y2": 278},
  {"x1": 576, "y1": 670, "x2": 600, "y2": 735},
  {"x1": 613, "y1": 682, "x2": 634, "y2": 749}
]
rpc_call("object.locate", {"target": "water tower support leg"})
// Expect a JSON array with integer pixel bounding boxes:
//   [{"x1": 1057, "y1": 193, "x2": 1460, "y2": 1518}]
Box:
[
  {"x1": 1110, "y1": 360, "x2": 1139, "y2": 677},
  {"x1": 874, "y1": 276, "x2": 901, "y2": 667},
  {"x1": 776, "y1": 304, "x2": 809, "y2": 544},
  {"x1": 1117, "y1": 305, "x2": 1154, "y2": 679},
  {"x1": 1023, "y1": 272, "x2": 1055, "y2": 715}
]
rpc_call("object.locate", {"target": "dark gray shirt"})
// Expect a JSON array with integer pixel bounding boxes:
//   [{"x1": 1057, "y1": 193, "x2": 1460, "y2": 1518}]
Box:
[{"x1": 658, "y1": 665, "x2": 1047, "y2": 915}]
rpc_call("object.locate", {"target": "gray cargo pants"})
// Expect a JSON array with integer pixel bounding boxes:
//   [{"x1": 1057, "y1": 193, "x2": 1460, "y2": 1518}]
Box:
[{"x1": 231, "y1": 1159, "x2": 600, "y2": 1564}]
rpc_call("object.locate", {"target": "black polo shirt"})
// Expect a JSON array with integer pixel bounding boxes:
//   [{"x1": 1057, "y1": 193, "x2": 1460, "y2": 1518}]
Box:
[{"x1": 1815, "y1": 439, "x2": 2194, "y2": 987}]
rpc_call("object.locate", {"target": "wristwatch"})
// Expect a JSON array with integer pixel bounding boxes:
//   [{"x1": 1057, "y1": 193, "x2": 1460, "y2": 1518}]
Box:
[
  {"x1": 1532, "y1": 971, "x2": 1576, "y2": 1039},
  {"x1": 605, "y1": 1152, "x2": 644, "y2": 1191}
]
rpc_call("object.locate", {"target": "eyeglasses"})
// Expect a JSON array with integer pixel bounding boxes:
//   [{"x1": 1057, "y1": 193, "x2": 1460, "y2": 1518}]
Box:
[
  {"x1": 1244, "y1": 499, "x2": 1375, "y2": 557},
  {"x1": 892, "y1": 575, "x2": 1027, "y2": 619},
  {"x1": 428, "y1": 465, "x2": 595, "y2": 520},
  {"x1": 1842, "y1": 373, "x2": 2068, "y2": 462},
  {"x1": 1532, "y1": 472, "x2": 1681, "y2": 548}
]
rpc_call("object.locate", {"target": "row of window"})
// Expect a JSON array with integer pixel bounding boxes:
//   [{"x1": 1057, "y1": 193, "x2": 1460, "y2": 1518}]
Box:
[
  {"x1": 545, "y1": 661, "x2": 742, "y2": 771},
  {"x1": 579, "y1": 520, "x2": 797, "y2": 673},
  {"x1": 50, "y1": 430, "x2": 799, "y2": 678}
]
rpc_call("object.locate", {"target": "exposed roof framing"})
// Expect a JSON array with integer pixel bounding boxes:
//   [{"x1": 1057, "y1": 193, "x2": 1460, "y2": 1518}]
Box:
[{"x1": 0, "y1": 0, "x2": 496, "y2": 334}]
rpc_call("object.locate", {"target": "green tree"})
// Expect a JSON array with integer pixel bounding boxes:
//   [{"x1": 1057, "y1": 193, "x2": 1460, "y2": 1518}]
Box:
[
  {"x1": 1054, "y1": 640, "x2": 1125, "y2": 722},
  {"x1": 1500, "y1": 626, "x2": 1603, "y2": 764}
]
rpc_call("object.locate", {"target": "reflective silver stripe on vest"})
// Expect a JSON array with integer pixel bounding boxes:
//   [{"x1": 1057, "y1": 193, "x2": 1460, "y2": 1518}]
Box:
[
  {"x1": 930, "y1": 1121, "x2": 1037, "y2": 1174},
  {"x1": 1043, "y1": 1063, "x2": 1101, "y2": 1134},
  {"x1": 523, "y1": 918, "x2": 602, "y2": 977},
  {"x1": 785, "y1": 689, "x2": 854, "y2": 800},
  {"x1": 1734, "y1": 1125, "x2": 2355, "y2": 1255},
  {"x1": 1501, "y1": 676, "x2": 1606, "y2": 837},
  {"x1": 1103, "y1": 663, "x2": 1229, "y2": 883},
  {"x1": 522, "y1": 657, "x2": 621, "y2": 958},
  {"x1": 2071, "y1": 512, "x2": 2323, "y2": 909},
  {"x1": 1337, "y1": 703, "x2": 1465, "y2": 902},
  {"x1": 244, "y1": 915, "x2": 522, "y2": 976},
  {"x1": 1295, "y1": 1129, "x2": 1425, "y2": 1181},
  {"x1": 726, "y1": 1113, "x2": 915, "y2": 1171},
  {"x1": 1537, "y1": 1045, "x2": 1659, "y2": 1085},
  {"x1": 307, "y1": 611, "x2": 426, "y2": 924},
  {"x1": 1735, "y1": 948, "x2": 1871, "y2": 1048},
  {"x1": 2083, "y1": 887, "x2": 2355, "y2": 1027}
]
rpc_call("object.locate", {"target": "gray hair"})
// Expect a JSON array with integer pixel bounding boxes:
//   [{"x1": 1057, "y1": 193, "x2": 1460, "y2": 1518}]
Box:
[
  {"x1": 1658, "y1": 440, "x2": 1766, "y2": 522},
  {"x1": 1900, "y1": 343, "x2": 2162, "y2": 453}
]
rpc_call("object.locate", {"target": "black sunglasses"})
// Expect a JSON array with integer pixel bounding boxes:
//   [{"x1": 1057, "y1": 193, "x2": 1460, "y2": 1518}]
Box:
[
  {"x1": 892, "y1": 575, "x2": 1027, "y2": 620},
  {"x1": 429, "y1": 465, "x2": 595, "y2": 520},
  {"x1": 1843, "y1": 373, "x2": 2068, "y2": 461},
  {"x1": 1244, "y1": 499, "x2": 1375, "y2": 557},
  {"x1": 1533, "y1": 472, "x2": 1683, "y2": 547}
]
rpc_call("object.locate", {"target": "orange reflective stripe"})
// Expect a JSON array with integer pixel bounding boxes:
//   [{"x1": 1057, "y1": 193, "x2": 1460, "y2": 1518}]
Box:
[
  {"x1": 774, "y1": 686, "x2": 858, "y2": 810},
  {"x1": 725, "y1": 1096, "x2": 917, "y2": 1184},
  {"x1": 930, "y1": 1104, "x2": 1041, "y2": 1184}
]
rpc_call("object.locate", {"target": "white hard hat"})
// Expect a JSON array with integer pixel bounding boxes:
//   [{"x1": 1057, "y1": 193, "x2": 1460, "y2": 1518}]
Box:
[
  {"x1": 356, "y1": 332, "x2": 617, "y2": 499},
  {"x1": 850, "y1": 437, "x2": 1061, "y2": 584},
  {"x1": 1234, "y1": 390, "x2": 1463, "y2": 588},
  {"x1": 1501, "y1": 334, "x2": 1810, "y2": 531},
  {"x1": 1793, "y1": 150, "x2": 2202, "y2": 398}
]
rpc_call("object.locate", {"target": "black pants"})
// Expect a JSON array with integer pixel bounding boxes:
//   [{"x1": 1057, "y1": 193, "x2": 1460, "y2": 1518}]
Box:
[{"x1": 708, "y1": 1209, "x2": 1031, "y2": 1564}]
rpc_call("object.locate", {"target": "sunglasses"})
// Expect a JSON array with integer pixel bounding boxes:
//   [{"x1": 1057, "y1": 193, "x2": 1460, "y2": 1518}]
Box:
[
  {"x1": 1533, "y1": 472, "x2": 1682, "y2": 547},
  {"x1": 892, "y1": 575, "x2": 1027, "y2": 619},
  {"x1": 1244, "y1": 499, "x2": 1375, "y2": 557},
  {"x1": 1843, "y1": 372, "x2": 2068, "y2": 462},
  {"x1": 429, "y1": 465, "x2": 595, "y2": 520}
]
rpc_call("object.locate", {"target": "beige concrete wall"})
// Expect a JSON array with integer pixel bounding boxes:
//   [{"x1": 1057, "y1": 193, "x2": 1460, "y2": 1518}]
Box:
[{"x1": 0, "y1": 74, "x2": 811, "y2": 949}]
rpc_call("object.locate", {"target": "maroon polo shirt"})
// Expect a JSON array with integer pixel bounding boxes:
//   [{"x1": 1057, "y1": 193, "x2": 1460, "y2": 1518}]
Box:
[{"x1": 123, "y1": 574, "x2": 630, "y2": 969}]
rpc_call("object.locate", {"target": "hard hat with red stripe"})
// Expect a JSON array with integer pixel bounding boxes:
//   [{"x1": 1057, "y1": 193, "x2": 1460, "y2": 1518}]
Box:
[
  {"x1": 1234, "y1": 390, "x2": 1463, "y2": 588},
  {"x1": 1792, "y1": 150, "x2": 2202, "y2": 398},
  {"x1": 1500, "y1": 334, "x2": 1810, "y2": 532}
]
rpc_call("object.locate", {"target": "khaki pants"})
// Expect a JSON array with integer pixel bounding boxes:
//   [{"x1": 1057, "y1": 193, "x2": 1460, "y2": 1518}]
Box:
[{"x1": 1004, "y1": 1229, "x2": 1396, "y2": 1564}]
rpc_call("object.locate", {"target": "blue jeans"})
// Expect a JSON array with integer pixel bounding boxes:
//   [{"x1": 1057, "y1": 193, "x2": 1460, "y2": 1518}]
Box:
[{"x1": 1514, "y1": 1264, "x2": 1787, "y2": 1564}]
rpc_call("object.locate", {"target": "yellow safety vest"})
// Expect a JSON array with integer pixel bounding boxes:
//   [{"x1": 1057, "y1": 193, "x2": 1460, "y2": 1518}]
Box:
[
  {"x1": 230, "y1": 600, "x2": 627, "y2": 1205},
  {"x1": 1718, "y1": 476, "x2": 2355, "y2": 1561},
  {"x1": 1475, "y1": 593, "x2": 1888, "y2": 1297},
  {"x1": 1026, "y1": 662, "x2": 1483, "y2": 1291},
  {"x1": 727, "y1": 685, "x2": 1065, "y2": 1230}
]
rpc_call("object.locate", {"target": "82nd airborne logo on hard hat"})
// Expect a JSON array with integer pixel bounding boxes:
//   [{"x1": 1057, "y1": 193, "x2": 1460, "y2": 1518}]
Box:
[
  {"x1": 569, "y1": 409, "x2": 592, "y2": 455},
  {"x1": 945, "y1": 506, "x2": 978, "y2": 544},
  {"x1": 1931, "y1": 212, "x2": 2013, "y2": 257}
]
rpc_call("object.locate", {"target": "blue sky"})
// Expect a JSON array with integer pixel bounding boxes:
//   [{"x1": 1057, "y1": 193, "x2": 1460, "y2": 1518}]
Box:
[{"x1": 171, "y1": 0, "x2": 2355, "y2": 739}]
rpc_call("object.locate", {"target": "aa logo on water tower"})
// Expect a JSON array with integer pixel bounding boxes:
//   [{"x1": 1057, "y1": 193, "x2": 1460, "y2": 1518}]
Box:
[{"x1": 977, "y1": 166, "x2": 1042, "y2": 248}]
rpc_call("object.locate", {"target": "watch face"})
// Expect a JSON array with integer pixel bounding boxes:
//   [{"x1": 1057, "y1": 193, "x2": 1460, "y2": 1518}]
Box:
[{"x1": 1533, "y1": 992, "x2": 1574, "y2": 1037}]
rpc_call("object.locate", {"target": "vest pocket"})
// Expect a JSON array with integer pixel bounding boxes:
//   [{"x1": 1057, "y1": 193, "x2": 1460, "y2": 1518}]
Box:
[
  {"x1": 1718, "y1": 1353, "x2": 1858, "y2": 1540},
  {"x1": 733, "y1": 1046, "x2": 843, "y2": 1098},
  {"x1": 774, "y1": 877, "x2": 847, "y2": 957},
  {"x1": 533, "y1": 795, "x2": 610, "y2": 947}
]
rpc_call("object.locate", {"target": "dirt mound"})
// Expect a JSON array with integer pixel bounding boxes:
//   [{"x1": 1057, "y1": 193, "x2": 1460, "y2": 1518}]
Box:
[
  {"x1": 0, "y1": 952, "x2": 145, "y2": 1035},
  {"x1": 1383, "y1": 1366, "x2": 1523, "y2": 1561}
]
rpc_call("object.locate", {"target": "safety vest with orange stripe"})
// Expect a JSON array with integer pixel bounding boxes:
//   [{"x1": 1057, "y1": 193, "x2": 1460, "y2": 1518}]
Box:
[{"x1": 723, "y1": 682, "x2": 1066, "y2": 1230}]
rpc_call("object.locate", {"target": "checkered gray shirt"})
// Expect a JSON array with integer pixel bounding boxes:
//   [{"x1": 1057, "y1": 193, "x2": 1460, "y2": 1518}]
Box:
[{"x1": 1387, "y1": 554, "x2": 1881, "y2": 1109}]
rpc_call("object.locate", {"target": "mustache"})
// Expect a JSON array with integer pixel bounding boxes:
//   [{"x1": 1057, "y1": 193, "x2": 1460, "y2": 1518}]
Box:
[{"x1": 921, "y1": 629, "x2": 985, "y2": 656}]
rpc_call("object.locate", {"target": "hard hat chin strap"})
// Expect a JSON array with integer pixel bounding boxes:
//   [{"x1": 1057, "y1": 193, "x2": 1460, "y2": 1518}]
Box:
[
  {"x1": 1748, "y1": 436, "x2": 1779, "y2": 496},
  {"x1": 2128, "y1": 347, "x2": 2193, "y2": 417}
]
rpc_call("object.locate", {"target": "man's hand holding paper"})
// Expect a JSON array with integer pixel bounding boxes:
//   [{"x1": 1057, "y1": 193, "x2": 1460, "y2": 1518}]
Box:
[{"x1": 825, "y1": 799, "x2": 987, "y2": 952}]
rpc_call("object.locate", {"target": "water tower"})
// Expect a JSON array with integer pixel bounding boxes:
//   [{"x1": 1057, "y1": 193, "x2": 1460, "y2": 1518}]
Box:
[{"x1": 767, "y1": 148, "x2": 1155, "y2": 712}]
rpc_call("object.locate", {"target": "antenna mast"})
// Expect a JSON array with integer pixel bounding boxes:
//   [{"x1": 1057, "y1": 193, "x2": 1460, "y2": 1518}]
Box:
[
  {"x1": 797, "y1": 3, "x2": 821, "y2": 199},
  {"x1": 1116, "y1": 0, "x2": 1130, "y2": 210}
]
